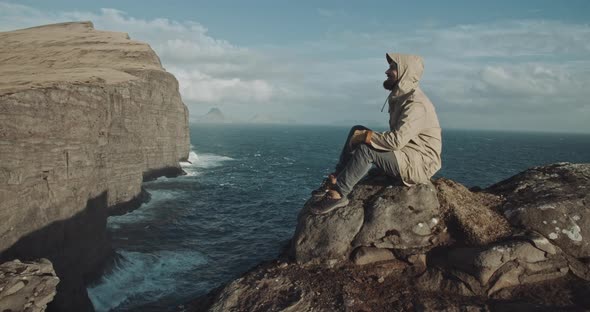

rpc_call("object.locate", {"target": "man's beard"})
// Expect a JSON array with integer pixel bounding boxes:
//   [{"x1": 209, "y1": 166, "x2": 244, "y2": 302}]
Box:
[{"x1": 383, "y1": 78, "x2": 397, "y2": 91}]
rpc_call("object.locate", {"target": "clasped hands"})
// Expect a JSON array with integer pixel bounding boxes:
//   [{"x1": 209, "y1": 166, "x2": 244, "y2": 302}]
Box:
[{"x1": 349, "y1": 130, "x2": 370, "y2": 148}]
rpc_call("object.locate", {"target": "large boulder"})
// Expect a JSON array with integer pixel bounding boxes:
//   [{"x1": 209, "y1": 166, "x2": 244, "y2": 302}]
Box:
[
  {"x1": 292, "y1": 198, "x2": 364, "y2": 265},
  {"x1": 292, "y1": 178, "x2": 442, "y2": 265},
  {"x1": 487, "y1": 163, "x2": 590, "y2": 258},
  {"x1": 352, "y1": 182, "x2": 441, "y2": 251},
  {"x1": 0, "y1": 259, "x2": 59, "y2": 312}
]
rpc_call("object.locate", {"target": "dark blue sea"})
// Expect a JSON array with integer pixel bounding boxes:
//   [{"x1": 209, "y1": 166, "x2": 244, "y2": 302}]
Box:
[{"x1": 87, "y1": 124, "x2": 590, "y2": 311}]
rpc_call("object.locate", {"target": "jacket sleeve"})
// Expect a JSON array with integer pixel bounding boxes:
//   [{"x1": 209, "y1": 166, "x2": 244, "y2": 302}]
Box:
[{"x1": 369, "y1": 102, "x2": 426, "y2": 151}]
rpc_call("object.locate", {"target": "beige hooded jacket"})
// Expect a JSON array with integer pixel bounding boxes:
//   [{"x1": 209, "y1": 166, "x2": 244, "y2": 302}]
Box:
[{"x1": 369, "y1": 53, "x2": 442, "y2": 185}]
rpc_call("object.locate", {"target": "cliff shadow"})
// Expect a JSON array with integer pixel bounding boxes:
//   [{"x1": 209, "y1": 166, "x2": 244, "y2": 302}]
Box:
[{"x1": 0, "y1": 191, "x2": 114, "y2": 312}]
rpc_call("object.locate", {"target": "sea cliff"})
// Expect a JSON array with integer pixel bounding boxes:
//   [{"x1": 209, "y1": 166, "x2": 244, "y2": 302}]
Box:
[{"x1": 0, "y1": 22, "x2": 190, "y2": 311}]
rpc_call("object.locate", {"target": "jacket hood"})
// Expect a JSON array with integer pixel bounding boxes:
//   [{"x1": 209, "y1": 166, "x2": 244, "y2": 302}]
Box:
[{"x1": 386, "y1": 53, "x2": 424, "y2": 95}]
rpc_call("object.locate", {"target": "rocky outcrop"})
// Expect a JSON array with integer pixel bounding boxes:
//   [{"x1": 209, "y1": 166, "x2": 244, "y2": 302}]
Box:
[
  {"x1": 0, "y1": 259, "x2": 59, "y2": 312},
  {"x1": 0, "y1": 22, "x2": 190, "y2": 311},
  {"x1": 293, "y1": 197, "x2": 364, "y2": 266},
  {"x1": 293, "y1": 180, "x2": 442, "y2": 266},
  {"x1": 193, "y1": 163, "x2": 590, "y2": 311},
  {"x1": 424, "y1": 233, "x2": 570, "y2": 297},
  {"x1": 488, "y1": 162, "x2": 590, "y2": 258}
]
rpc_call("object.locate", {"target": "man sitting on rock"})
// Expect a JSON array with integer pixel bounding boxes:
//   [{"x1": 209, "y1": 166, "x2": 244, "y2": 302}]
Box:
[{"x1": 311, "y1": 53, "x2": 442, "y2": 214}]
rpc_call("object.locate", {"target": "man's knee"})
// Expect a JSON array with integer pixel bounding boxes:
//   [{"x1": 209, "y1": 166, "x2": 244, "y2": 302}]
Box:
[
  {"x1": 356, "y1": 143, "x2": 372, "y2": 156},
  {"x1": 351, "y1": 125, "x2": 366, "y2": 131},
  {"x1": 348, "y1": 125, "x2": 369, "y2": 138}
]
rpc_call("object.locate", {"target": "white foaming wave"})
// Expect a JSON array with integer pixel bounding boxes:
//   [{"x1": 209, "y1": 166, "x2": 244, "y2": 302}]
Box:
[
  {"x1": 88, "y1": 249, "x2": 208, "y2": 312},
  {"x1": 180, "y1": 150, "x2": 234, "y2": 177},
  {"x1": 107, "y1": 189, "x2": 180, "y2": 229},
  {"x1": 180, "y1": 151, "x2": 199, "y2": 176},
  {"x1": 194, "y1": 153, "x2": 234, "y2": 168},
  {"x1": 186, "y1": 151, "x2": 199, "y2": 164}
]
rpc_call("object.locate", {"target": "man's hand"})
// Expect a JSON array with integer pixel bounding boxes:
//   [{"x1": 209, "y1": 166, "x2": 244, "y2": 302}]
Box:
[
  {"x1": 349, "y1": 130, "x2": 372, "y2": 148},
  {"x1": 350, "y1": 130, "x2": 367, "y2": 146}
]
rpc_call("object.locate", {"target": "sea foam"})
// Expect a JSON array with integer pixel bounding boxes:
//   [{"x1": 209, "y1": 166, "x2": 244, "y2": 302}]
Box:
[
  {"x1": 88, "y1": 249, "x2": 208, "y2": 311},
  {"x1": 108, "y1": 189, "x2": 180, "y2": 229},
  {"x1": 180, "y1": 150, "x2": 234, "y2": 176}
]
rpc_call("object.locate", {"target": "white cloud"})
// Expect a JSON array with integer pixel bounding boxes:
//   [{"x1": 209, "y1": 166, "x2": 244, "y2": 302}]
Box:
[
  {"x1": 0, "y1": 2, "x2": 275, "y2": 110},
  {"x1": 429, "y1": 20, "x2": 590, "y2": 58},
  {"x1": 170, "y1": 67, "x2": 273, "y2": 103},
  {"x1": 156, "y1": 39, "x2": 249, "y2": 63},
  {"x1": 478, "y1": 65, "x2": 560, "y2": 96}
]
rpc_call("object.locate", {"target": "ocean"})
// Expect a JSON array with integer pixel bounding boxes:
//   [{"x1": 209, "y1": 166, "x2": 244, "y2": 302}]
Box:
[{"x1": 87, "y1": 124, "x2": 590, "y2": 311}]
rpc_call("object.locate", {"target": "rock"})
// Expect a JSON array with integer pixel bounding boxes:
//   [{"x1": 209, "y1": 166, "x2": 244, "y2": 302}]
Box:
[
  {"x1": 352, "y1": 247, "x2": 396, "y2": 265},
  {"x1": 441, "y1": 234, "x2": 569, "y2": 295},
  {"x1": 366, "y1": 260, "x2": 410, "y2": 278},
  {"x1": 408, "y1": 254, "x2": 427, "y2": 267},
  {"x1": 352, "y1": 182, "x2": 441, "y2": 252},
  {"x1": 279, "y1": 262, "x2": 289, "y2": 269},
  {"x1": 413, "y1": 297, "x2": 487, "y2": 312},
  {"x1": 435, "y1": 178, "x2": 512, "y2": 245},
  {"x1": 292, "y1": 180, "x2": 441, "y2": 265},
  {"x1": 0, "y1": 259, "x2": 59, "y2": 312},
  {"x1": 207, "y1": 273, "x2": 313, "y2": 312},
  {"x1": 416, "y1": 268, "x2": 478, "y2": 297},
  {"x1": 0, "y1": 22, "x2": 190, "y2": 311},
  {"x1": 487, "y1": 163, "x2": 590, "y2": 258},
  {"x1": 292, "y1": 198, "x2": 364, "y2": 265}
]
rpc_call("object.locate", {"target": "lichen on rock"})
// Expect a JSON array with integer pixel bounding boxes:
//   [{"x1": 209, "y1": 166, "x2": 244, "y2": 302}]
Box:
[{"x1": 488, "y1": 162, "x2": 590, "y2": 258}]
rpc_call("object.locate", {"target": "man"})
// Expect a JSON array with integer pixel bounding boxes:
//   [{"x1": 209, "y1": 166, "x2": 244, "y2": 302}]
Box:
[{"x1": 311, "y1": 53, "x2": 442, "y2": 215}]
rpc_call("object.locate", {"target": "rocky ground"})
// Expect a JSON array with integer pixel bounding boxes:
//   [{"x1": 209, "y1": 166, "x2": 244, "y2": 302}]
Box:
[
  {"x1": 0, "y1": 259, "x2": 59, "y2": 312},
  {"x1": 186, "y1": 259, "x2": 590, "y2": 312},
  {"x1": 186, "y1": 162, "x2": 590, "y2": 312}
]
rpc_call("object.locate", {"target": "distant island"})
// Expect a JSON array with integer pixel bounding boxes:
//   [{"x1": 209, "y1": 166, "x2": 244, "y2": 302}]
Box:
[
  {"x1": 195, "y1": 107, "x2": 227, "y2": 123},
  {"x1": 191, "y1": 107, "x2": 296, "y2": 125}
]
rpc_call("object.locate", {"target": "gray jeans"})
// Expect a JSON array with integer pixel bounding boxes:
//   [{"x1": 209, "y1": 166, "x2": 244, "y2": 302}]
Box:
[{"x1": 334, "y1": 125, "x2": 400, "y2": 196}]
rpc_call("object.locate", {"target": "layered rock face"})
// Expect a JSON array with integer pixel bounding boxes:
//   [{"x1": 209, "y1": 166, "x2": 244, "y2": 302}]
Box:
[
  {"x1": 194, "y1": 163, "x2": 590, "y2": 311},
  {"x1": 0, "y1": 22, "x2": 190, "y2": 311}
]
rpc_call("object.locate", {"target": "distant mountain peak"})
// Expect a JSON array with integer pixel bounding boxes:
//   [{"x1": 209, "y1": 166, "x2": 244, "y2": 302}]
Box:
[
  {"x1": 207, "y1": 107, "x2": 222, "y2": 115},
  {"x1": 199, "y1": 107, "x2": 225, "y2": 122}
]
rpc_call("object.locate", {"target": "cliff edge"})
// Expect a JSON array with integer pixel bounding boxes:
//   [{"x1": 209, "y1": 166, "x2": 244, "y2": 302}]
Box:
[
  {"x1": 0, "y1": 22, "x2": 190, "y2": 311},
  {"x1": 191, "y1": 163, "x2": 590, "y2": 311}
]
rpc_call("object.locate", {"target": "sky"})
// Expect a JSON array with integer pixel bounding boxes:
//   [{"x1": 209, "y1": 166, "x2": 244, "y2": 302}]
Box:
[{"x1": 1, "y1": 0, "x2": 590, "y2": 133}]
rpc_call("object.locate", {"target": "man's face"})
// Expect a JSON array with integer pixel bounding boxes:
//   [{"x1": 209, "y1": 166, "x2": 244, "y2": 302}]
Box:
[{"x1": 383, "y1": 62, "x2": 398, "y2": 91}]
